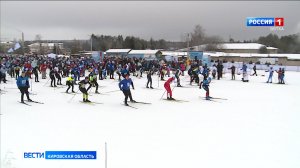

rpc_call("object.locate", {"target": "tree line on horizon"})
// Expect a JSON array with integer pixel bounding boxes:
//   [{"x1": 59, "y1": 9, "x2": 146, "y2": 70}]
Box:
[{"x1": 1, "y1": 25, "x2": 300, "y2": 54}]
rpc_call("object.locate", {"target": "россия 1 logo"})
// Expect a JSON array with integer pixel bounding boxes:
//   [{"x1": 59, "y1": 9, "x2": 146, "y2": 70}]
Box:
[{"x1": 246, "y1": 17, "x2": 284, "y2": 31}]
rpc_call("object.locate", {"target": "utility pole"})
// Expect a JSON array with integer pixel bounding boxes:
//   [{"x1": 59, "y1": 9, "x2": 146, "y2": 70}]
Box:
[
  {"x1": 22, "y1": 32, "x2": 25, "y2": 55},
  {"x1": 90, "y1": 35, "x2": 93, "y2": 52},
  {"x1": 187, "y1": 33, "x2": 190, "y2": 69},
  {"x1": 56, "y1": 43, "x2": 58, "y2": 55}
]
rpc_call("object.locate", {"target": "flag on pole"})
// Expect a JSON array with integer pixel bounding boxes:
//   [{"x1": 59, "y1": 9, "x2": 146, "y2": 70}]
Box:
[
  {"x1": 7, "y1": 48, "x2": 14, "y2": 53},
  {"x1": 14, "y1": 42, "x2": 21, "y2": 50}
]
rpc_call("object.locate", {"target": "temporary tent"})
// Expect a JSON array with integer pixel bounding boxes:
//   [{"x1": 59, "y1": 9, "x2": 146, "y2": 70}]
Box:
[{"x1": 47, "y1": 53, "x2": 57, "y2": 58}]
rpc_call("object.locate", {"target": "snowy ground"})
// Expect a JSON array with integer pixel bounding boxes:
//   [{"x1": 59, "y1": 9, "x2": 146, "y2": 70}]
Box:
[{"x1": 1, "y1": 70, "x2": 300, "y2": 168}]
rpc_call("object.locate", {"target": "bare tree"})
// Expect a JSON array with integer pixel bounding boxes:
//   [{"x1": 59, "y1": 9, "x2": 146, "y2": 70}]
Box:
[
  {"x1": 35, "y1": 34, "x2": 43, "y2": 54},
  {"x1": 35, "y1": 34, "x2": 42, "y2": 42},
  {"x1": 190, "y1": 25, "x2": 206, "y2": 46},
  {"x1": 204, "y1": 35, "x2": 223, "y2": 51}
]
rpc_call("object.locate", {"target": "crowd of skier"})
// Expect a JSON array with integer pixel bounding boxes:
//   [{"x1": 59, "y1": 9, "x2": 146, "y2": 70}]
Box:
[{"x1": 0, "y1": 54, "x2": 287, "y2": 105}]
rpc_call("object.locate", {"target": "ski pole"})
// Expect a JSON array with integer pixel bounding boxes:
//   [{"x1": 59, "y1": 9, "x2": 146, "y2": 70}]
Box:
[
  {"x1": 31, "y1": 78, "x2": 33, "y2": 92},
  {"x1": 160, "y1": 86, "x2": 176, "y2": 100},
  {"x1": 43, "y1": 78, "x2": 51, "y2": 86},
  {"x1": 68, "y1": 89, "x2": 80, "y2": 103},
  {"x1": 157, "y1": 72, "x2": 159, "y2": 88},
  {"x1": 102, "y1": 90, "x2": 119, "y2": 94},
  {"x1": 160, "y1": 90, "x2": 166, "y2": 100}
]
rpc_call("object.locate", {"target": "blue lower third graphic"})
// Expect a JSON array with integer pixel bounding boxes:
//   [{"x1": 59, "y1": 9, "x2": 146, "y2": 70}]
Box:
[{"x1": 45, "y1": 151, "x2": 97, "y2": 160}]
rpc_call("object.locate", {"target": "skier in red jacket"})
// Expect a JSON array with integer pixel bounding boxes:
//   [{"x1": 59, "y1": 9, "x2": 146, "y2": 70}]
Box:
[
  {"x1": 164, "y1": 76, "x2": 175, "y2": 100},
  {"x1": 40, "y1": 62, "x2": 48, "y2": 79}
]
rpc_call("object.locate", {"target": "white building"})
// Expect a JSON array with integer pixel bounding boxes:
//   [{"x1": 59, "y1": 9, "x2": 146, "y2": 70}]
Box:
[
  {"x1": 180, "y1": 43, "x2": 278, "y2": 54},
  {"x1": 127, "y1": 50, "x2": 162, "y2": 60},
  {"x1": 105, "y1": 49, "x2": 131, "y2": 57},
  {"x1": 205, "y1": 52, "x2": 300, "y2": 66},
  {"x1": 28, "y1": 43, "x2": 64, "y2": 54}
]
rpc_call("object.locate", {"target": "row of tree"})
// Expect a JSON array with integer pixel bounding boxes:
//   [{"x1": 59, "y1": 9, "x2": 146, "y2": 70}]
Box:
[
  {"x1": 257, "y1": 33, "x2": 300, "y2": 53},
  {"x1": 1, "y1": 25, "x2": 299, "y2": 54},
  {"x1": 88, "y1": 34, "x2": 184, "y2": 52},
  {"x1": 71, "y1": 25, "x2": 224, "y2": 54}
]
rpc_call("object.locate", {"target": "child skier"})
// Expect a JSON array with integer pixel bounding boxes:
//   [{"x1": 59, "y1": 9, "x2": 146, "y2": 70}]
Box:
[
  {"x1": 79, "y1": 77, "x2": 92, "y2": 102},
  {"x1": 88, "y1": 69, "x2": 99, "y2": 94},
  {"x1": 241, "y1": 63, "x2": 249, "y2": 82},
  {"x1": 116, "y1": 64, "x2": 122, "y2": 81},
  {"x1": 164, "y1": 76, "x2": 176, "y2": 100},
  {"x1": 49, "y1": 68, "x2": 57, "y2": 87},
  {"x1": 32, "y1": 67, "x2": 40, "y2": 82},
  {"x1": 119, "y1": 74, "x2": 136, "y2": 106},
  {"x1": 121, "y1": 65, "x2": 129, "y2": 78},
  {"x1": 252, "y1": 64, "x2": 257, "y2": 76},
  {"x1": 281, "y1": 68, "x2": 285, "y2": 84},
  {"x1": 166, "y1": 65, "x2": 171, "y2": 77},
  {"x1": 276, "y1": 68, "x2": 282, "y2": 84},
  {"x1": 175, "y1": 69, "x2": 182, "y2": 87},
  {"x1": 266, "y1": 67, "x2": 274, "y2": 83},
  {"x1": 16, "y1": 71, "x2": 33, "y2": 103},
  {"x1": 55, "y1": 67, "x2": 62, "y2": 85},
  {"x1": 211, "y1": 64, "x2": 217, "y2": 79},
  {"x1": 199, "y1": 75, "x2": 211, "y2": 100},
  {"x1": 15, "y1": 64, "x2": 21, "y2": 79},
  {"x1": 229, "y1": 65, "x2": 236, "y2": 80},
  {"x1": 66, "y1": 75, "x2": 75, "y2": 93},
  {"x1": 146, "y1": 69, "x2": 154, "y2": 89},
  {"x1": 102, "y1": 68, "x2": 107, "y2": 79},
  {"x1": 40, "y1": 62, "x2": 47, "y2": 79},
  {"x1": 180, "y1": 63, "x2": 185, "y2": 76},
  {"x1": 139, "y1": 65, "x2": 144, "y2": 78},
  {"x1": 190, "y1": 66, "x2": 200, "y2": 85}
]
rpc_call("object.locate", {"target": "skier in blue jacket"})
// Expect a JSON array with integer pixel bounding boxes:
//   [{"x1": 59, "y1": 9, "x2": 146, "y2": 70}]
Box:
[
  {"x1": 121, "y1": 66, "x2": 129, "y2": 78},
  {"x1": 266, "y1": 67, "x2": 274, "y2": 83},
  {"x1": 16, "y1": 71, "x2": 32, "y2": 103},
  {"x1": 119, "y1": 74, "x2": 136, "y2": 106},
  {"x1": 108, "y1": 61, "x2": 115, "y2": 79},
  {"x1": 199, "y1": 75, "x2": 211, "y2": 100}
]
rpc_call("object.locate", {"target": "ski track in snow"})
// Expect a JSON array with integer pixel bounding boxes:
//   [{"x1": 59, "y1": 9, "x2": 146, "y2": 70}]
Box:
[{"x1": 1, "y1": 70, "x2": 300, "y2": 168}]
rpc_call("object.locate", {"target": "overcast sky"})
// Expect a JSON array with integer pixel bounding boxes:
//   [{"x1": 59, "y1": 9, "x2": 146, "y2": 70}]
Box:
[{"x1": 1, "y1": 1, "x2": 300, "y2": 42}]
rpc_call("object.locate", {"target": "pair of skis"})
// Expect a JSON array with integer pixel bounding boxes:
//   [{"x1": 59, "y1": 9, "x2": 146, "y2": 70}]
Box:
[
  {"x1": 79, "y1": 101, "x2": 103, "y2": 105},
  {"x1": 200, "y1": 96, "x2": 228, "y2": 102},
  {"x1": 162, "y1": 99, "x2": 189, "y2": 103},
  {"x1": 122, "y1": 101, "x2": 152, "y2": 109},
  {"x1": 18, "y1": 100, "x2": 44, "y2": 106}
]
